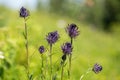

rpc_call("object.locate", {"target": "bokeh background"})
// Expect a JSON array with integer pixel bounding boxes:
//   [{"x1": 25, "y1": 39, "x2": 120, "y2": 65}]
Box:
[{"x1": 0, "y1": 0, "x2": 120, "y2": 80}]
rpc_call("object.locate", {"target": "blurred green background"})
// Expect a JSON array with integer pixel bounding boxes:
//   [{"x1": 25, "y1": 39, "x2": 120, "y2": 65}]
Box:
[{"x1": 0, "y1": 0, "x2": 120, "y2": 80}]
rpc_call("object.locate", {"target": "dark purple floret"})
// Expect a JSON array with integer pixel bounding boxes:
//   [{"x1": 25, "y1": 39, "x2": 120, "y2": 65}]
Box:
[
  {"x1": 62, "y1": 54, "x2": 66, "y2": 61},
  {"x1": 61, "y1": 42, "x2": 73, "y2": 55},
  {"x1": 20, "y1": 7, "x2": 29, "y2": 18},
  {"x1": 66, "y1": 23, "x2": 79, "y2": 38},
  {"x1": 39, "y1": 46, "x2": 45, "y2": 54},
  {"x1": 92, "y1": 63, "x2": 102, "y2": 74},
  {"x1": 46, "y1": 31, "x2": 59, "y2": 45}
]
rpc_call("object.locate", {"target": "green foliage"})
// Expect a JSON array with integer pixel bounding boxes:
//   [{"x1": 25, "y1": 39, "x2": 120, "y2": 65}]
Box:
[
  {"x1": 0, "y1": 66, "x2": 4, "y2": 79},
  {"x1": 80, "y1": 0, "x2": 120, "y2": 31},
  {"x1": 0, "y1": 7, "x2": 120, "y2": 80},
  {"x1": 44, "y1": 0, "x2": 120, "y2": 31},
  {"x1": 103, "y1": 0, "x2": 120, "y2": 30},
  {"x1": 50, "y1": 0, "x2": 65, "y2": 12}
]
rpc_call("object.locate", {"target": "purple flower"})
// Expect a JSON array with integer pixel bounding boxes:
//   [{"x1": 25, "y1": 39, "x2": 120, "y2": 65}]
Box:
[
  {"x1": 38, "y1": 46, "x2": 45, "y2": 54},
  {"x1": 20, "y1": 7, "x2": 29, "y2": 18},
  {"x1": 61, "y1": 42, "x2": 73, "y2": 55},
  {"x1": 92, "y1": 63, "x2": 102, "y2": 74},
  {"x1": 46, "y1": 31, "x2": 59, "y2": 45},
  {"x1": 66, "y1": 23, "x2": 79, "y2": 38}
]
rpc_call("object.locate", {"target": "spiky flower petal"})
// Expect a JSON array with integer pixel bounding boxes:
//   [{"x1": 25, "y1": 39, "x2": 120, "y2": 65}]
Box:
[
  {"x1": 66, "y1": 23, "x2": 79, "y2": 38},
  {"x1": 61, "y1": 42, "x2": 73, "y2": 55},
  {"x1": 20, "y1": 7, "x2": 29, "y2": 18},
  {"x1": 92, "y1": 63, "x2": 102, "y2": 74},
  {"x1": 46, "y1": 31, "x2": 59, "y2": 45}
]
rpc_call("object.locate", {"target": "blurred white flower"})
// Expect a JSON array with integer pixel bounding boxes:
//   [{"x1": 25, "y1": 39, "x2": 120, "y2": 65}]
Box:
[
  {"x1": 57, "y1": 20, "x2": 66, "y2": 28},
  {"x1": 0, "y1": 51, "x2": 4, "y2": 59}
]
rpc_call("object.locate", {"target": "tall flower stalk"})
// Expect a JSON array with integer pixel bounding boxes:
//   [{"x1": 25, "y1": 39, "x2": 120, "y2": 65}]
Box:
[
  {"x1": 66, "y1": 23, "x2": 79, "y2": 80},
  {"x1": 39, "y1": 46, "x2": 45, "y2": 80},
  {"x1": 61, "y1": 55, "x2": 66, "y2": 80},
  {"x1": 61, "y1": 42, "x2": 73, "y2": 80},
  {"x1": 20, "y1": 7, "x2": 30, "y2": 79},
  {"x1": 49, "y1": 44, "x2": 52, "y2": 80},
  {"x1": 46, "y1": 31, "x2": 59, "y2": 80},
  {"x1": 25, "y1": 17, "x2": 29, "y2": 78}
]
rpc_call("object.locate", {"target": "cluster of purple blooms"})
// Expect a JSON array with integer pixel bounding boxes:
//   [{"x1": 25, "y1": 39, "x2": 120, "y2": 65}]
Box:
[{"x1": 19, "y1": 6, "x2": 103, "y2": 79}]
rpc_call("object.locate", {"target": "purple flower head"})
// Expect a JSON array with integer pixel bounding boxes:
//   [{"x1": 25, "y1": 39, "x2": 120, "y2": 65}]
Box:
[
  {"x1": 46, "y1": 31, "x2": 59, "y2": 45},
  {"x1": 38, "y1": 46, "x2": 45, "y2": 54},
  {"x1": 61, "y1": 42, "x2": 73, "y2": 55},
  {"x1": 92, "y1": 63, "x2": 102, "y2": 74},
  {"x1": 66, "y1": 23, "x2": 79, "y2": 38},
  {"x1": 20, "y1": 7, "x2": 29, "y2": 18}
]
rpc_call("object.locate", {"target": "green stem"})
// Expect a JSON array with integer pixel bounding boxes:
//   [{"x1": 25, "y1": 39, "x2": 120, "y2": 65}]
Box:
[
  {"x1": 68, "y1": 37, "x2": 73, "y2": 80},
  {"x1": 68, "y1": 54, "x2": 72, "y2": 80},
  {"x1": 71, "y1": 37, "x2": 73, "y2": 45},
  {"x1": 61, "y1": 62, "x2": 64, "y2": 80},
  {"x1": 24, "y1": 18, "x2": 29, "y2": 79},
  {"x1": 80, "y1": 68, "x2": 92, "y2": 80},
  {"x1": 50, "y1": 44, "x2": 52, "y2": 80},
  {"x1": 41, "y1": 54, "x2": 44, "y2": 80}
]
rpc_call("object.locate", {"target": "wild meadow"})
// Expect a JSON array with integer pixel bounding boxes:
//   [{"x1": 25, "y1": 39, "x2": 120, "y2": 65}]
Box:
[{"x1": 0, "y1": 6, "x2": 120, "y2": 80}]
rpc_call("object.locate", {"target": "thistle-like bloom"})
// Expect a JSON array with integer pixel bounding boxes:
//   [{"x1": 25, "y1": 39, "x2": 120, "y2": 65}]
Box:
[
  {"x1": 66, "y1": 23, "x2": 79, "y2": 38},
  {"x1": 20, "y1": 7, "x2": 29, "y2": 18},
  {"x1": 39, "y1": 46, "x2": 45, "y2": 54},
  {"x1": 46, "y1": 31, "x2": 59, "y2": 45},
  {"x1": 92, "y1": 63, "x2": 102, "y2": 74},
  {"x1": 61, "y1": 42, "x2": 73, "y2": 55}
]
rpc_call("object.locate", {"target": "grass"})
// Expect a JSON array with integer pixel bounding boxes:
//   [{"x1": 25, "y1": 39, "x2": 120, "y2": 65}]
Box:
[{"x1": 0, "y1": 8, "x2": 120, "y2": 80}]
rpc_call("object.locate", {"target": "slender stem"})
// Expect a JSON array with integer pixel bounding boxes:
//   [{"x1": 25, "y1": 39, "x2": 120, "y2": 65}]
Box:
[
  {"x1": 80, "y1": 68, "x2": 92, "y2": 80},
  {"x1": 50, "y1": 44, "x2": 52, "y2": 80},
  {"x1": 70, "y1": 37, "x2": 73, "y2": 45},
  {"x1": 68, "y1": 37, "x2": 73, "y2": 80},
  {"x1": 41, "y1": 54, "x2": 44, "y2": 80},
  {"x1": 68, "y1": 54, "x2": 71, "y2": 80},
  {"x1": 61, "y1": 62, "x2": 64, "y2": 80},
  {"x1": 24, "y1": 18, "x2": 29, "y2": 79}
]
